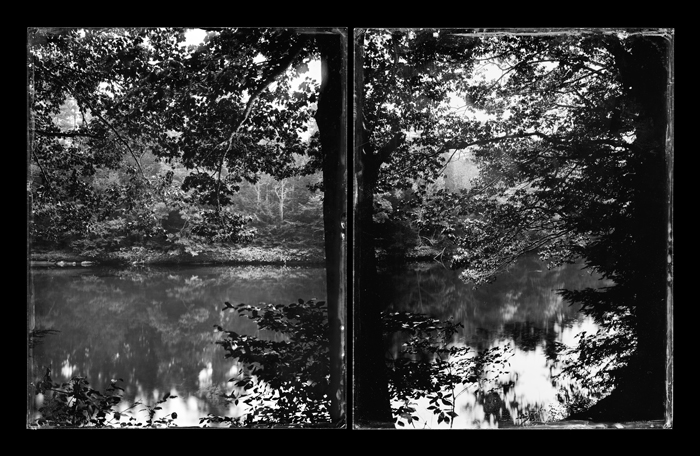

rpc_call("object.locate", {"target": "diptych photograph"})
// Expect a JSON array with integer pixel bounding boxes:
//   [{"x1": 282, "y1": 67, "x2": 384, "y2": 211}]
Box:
[{"x1": 27, "y1": 27, "x2": 673, "y2": 429}]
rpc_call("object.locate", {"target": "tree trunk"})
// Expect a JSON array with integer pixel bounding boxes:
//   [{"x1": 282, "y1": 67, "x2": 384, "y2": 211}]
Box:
[
  {"x1": 274, "y1": 180, "x2": 286, "y2": 223},
  {"x1": 352, "y1": 31, "x2": 395, "y2": 427},
  {"x1": 569, "y1": 34, "x2": 672, "y2": 423},
  {"x1": 254, "y1": 182, "x2": 261, "y2": 208},
  {"x1": 615, "y1": 35, "x2": 671, "y2": 423},
  {"x1": 315, "y1": 31, "x2": 347, "y2": 426}
]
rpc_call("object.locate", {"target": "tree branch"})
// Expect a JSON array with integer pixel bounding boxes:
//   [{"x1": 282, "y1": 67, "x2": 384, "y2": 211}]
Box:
[
  {"x1": 33, "y1": 129, "x2": 103, "y2": 140},
  {"x1": 38, "y1": 69, "x2": 149, "y2": 183},
  {"x1": 90, "y1": 108, "x2": 148, "y2": 182},
  {"x1": 376, "y1": 131, "x2": 405, "y2": 166},
  {"x1": 31, "y1": 149, "x2": 54, "y2": 195},
  {"x1": 479, "y1": 227, "x2": 576, "y2": 282},
  {"x1": 214, "y1": 35, "x2": 309, "y2": 210},
  {"x1": 454, "y1": 131, "x2": 562, "y2": 149},
  {"x1": 484, "y1": 56, "x2": 560, "y2": 91},
  {"x1": 368, "y1": 33, "x2": 402, "y2": 117},
  {"x1": 231, "y1": 36, "x2": 309, "y2": 140},
  {"x1": 432, "y1": 131, "x2": 561, "y2": 177}
]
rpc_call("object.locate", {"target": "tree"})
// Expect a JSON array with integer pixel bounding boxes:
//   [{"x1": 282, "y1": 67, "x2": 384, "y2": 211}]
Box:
[
  {"x1": 315, "y1": 31, "x2": 348, "y2": 425},
  {"x1": 354, "y1": 28, "x2": 484, "y2": 425},
  {"x1": 353, "y1": 30, "x2": 393, "y2": 425},
  {"x1": 448, "y1": 30, "x2": 672, "y2": 422},
  {"x1": 28, "y1": 27, "x2": 347, "y2": 425}
]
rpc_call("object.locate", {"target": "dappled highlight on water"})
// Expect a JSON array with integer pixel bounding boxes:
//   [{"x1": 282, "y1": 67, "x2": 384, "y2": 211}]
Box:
[
  {"x1": 379, "y1": 255, "x2": 612, "y2": 428},
  {"x1": 28, "y1": 264, "x2": 326, "y2": 427}
]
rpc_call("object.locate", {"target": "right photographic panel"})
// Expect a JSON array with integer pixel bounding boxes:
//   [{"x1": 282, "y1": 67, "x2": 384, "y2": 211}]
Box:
[{"x1": 352, "y1": 28, "x2": 673, "y2": 429}]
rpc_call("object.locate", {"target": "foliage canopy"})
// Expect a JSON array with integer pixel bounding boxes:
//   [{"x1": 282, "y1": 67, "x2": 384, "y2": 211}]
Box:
[
  {"x1": 359, "y1": 28, "x2": 671, "y2": 421},
  {"x1": 28, "y1": 27, "x2": 325, "y2": 256}
]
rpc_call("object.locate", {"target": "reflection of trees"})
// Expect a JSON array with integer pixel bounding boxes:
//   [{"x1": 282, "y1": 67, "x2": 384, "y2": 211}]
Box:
[
  {"x1": 500, "y1": 321, "x2": 546, "y2": 352},
  {"x1": 459, "y1": 377, "x2": 569, "y2": 427},
  {"x1": 30, "y1": 265, "x2": 326, "y2": 414},
  {"x1": 478, "y1": 390, "x2": 511, "y2": 425},
  {"x1": 379, "y1": 255, "x2": 610, "y2": 353}
]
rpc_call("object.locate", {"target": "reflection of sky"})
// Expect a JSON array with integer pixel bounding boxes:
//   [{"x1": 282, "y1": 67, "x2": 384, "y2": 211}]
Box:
[
  {"x1": 108, "y1": 362, "x2": 247, "y2": 427},
  {"x1": 387, "y1": 257, "x2": 607, "y2": 428},
  {"x1": 393, "y1": 317, "x2": 594, "y2": 429},
  {"x1": 29, "y1": 265, "x2": 326, "y2": 428}
]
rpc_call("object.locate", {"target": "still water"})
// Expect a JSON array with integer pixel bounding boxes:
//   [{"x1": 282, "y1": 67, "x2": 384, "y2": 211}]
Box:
[
  {"x1": 28, "y1": 264, "x2": 327, "y2": 427},
  {"x1": 379, "y1": 255, "x2": 612, "y2": 428},
  {"x1": 29, "y1": 256, "x2": 609, "y2": 428}
]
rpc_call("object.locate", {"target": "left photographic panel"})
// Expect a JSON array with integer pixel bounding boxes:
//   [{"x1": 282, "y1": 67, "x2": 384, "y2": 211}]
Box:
[{"x1": 27, "y1": 26, "x2": 348, "y2": 428}]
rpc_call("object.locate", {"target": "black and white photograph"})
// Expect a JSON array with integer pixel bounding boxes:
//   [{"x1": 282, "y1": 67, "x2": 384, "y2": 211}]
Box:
[
  {"x1": 27, "y1": 27, "x2": 347, "y2": 428},
  {"x1": 27, "y1": 26, "x2": 672, "y2": 430},
  {"x1": 353, "y1": 27, "x2": 672, "y2": 429}
]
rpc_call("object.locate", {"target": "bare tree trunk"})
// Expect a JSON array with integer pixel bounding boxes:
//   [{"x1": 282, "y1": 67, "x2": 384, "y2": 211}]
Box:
[
  {"x1": 274, "y1": 180, "x2": 286, "y2": 223},
  {"x1": 254, "y1": 182, "x2": 262, "y2": 209}
]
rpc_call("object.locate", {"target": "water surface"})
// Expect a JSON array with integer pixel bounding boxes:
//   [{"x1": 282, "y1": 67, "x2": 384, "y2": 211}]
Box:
[
  {"x1": 379, "y1": 255, "x2": 611, "y2": 428},
  {"x1": 28, "y1": 264, "x2": 327, "y2": 427}
]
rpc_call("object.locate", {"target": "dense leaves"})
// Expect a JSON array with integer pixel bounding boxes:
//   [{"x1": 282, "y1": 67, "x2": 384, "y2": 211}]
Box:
[
  {"x1": 205, "y1": 298, "x2": 332, "y2": 425},
  {"x1": 31, "y1": 368, "x2": 178, "y2": 428},
  {"x1": 363, "y1": 30, "x2": 481, "y2": 190},
  {"x1": 458, "y1": 33, "x2": 670, "y2": 420},
  {"x1": 361, "y1": 28, "x2": 671, "y2": 421},
  {"x1": 28, "y1": 27, "x2": 324, "y2": 256},
  {"x1": 383, "y1": 311, "x2": 512, "y2": 428},
  {"x1": 203, "y1": 299, "x2": 512, "y2": 427}
]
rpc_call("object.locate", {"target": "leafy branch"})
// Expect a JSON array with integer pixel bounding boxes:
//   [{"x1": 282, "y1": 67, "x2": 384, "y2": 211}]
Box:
[
  {"x1": 204, "y1": 298, "x2": 331, "y2": 427},
  {"x1": 30, "y1": 369, "x2": 178, "y2": 428},
  {"x1": 383, "y1": 311, "x2": 513, "y2": 428}
]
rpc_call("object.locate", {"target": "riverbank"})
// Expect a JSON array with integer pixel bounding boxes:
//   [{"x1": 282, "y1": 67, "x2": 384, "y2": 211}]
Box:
[
  {"x1": 29, "y1": 245, "x2": 326, "y2": 268},
  {"x1": 30, "y1": 244, "x2": 445, "y2": 268},
  {"x1": 376, "y1": 245, "x2": 451, "y2": 264}
]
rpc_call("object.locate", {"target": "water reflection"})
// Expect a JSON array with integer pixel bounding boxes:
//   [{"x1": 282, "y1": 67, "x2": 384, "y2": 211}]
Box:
[
  {"x1": 29, "y1": 265, "x2": 326, "y2": 427},
  {"x1": 379, "y1": 255, "x2": 611, "y2": 428}
]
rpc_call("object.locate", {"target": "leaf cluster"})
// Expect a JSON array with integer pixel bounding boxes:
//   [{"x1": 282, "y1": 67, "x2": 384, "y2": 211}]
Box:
[
  {"x1": 29, "y1": 27, "x2": 324, "y2": 254},
  {"x1": 204, "y1": 298, "x2": 331, "y2": 426},
  {"x1": 204, "y1": 299, "x2": 515, "y2": 428},
  {"x1": 382, "y1": 310, "x2": 513, "y2": 428},
  {"x1": 30, "y1": 368, "x2": 178, "y2": 428}
]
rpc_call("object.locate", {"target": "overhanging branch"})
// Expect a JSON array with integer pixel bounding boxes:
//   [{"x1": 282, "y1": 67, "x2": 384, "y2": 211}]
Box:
[
  {"x1": 229, "y1": 36, "x2": 309, "y2": 141},
  {"x1": 37, "y1": 69, "x2": 150, "y2": 184},
  {"x1": 215, "y1": 35, "x2": 310, "y2": 210},
  {"x1": 433, "y1": 131, "x2": 559, "y2": 176},
  {"x1": 33, "y1": 129, "x2": 104, "y2": 140},
  {"x1": 376, "y1": 131, "x2": 405, "y2": 166},
  {"x1": 31, "y1": 149, "x2": 54, "y2": 195},
  {"x1": 443, "y1": 131, "x2": 560, "y2": 151}
]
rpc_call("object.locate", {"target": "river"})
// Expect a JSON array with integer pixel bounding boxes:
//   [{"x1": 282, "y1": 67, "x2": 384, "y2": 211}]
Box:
[
  {"x1": 29, "y1": 256, "x2": 609, "y2": 428},
  {"x1": 28, "y1": 264, "x2": 327, "y2": 427},
  {"x1": 378, "y1": 254, "x2": 612, "y2": 428}
]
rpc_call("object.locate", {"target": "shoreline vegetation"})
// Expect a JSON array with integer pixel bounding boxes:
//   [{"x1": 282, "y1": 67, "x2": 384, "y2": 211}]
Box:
[
  {"x1": 29, "y1": 245, "x2": 447, "y2": 268},
  {"x1": 29, "y1": 245, "x2": 327, "y2": 268},
  {"x1": 28, "y1": 245, "x2": 668, "y2": 429}
]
